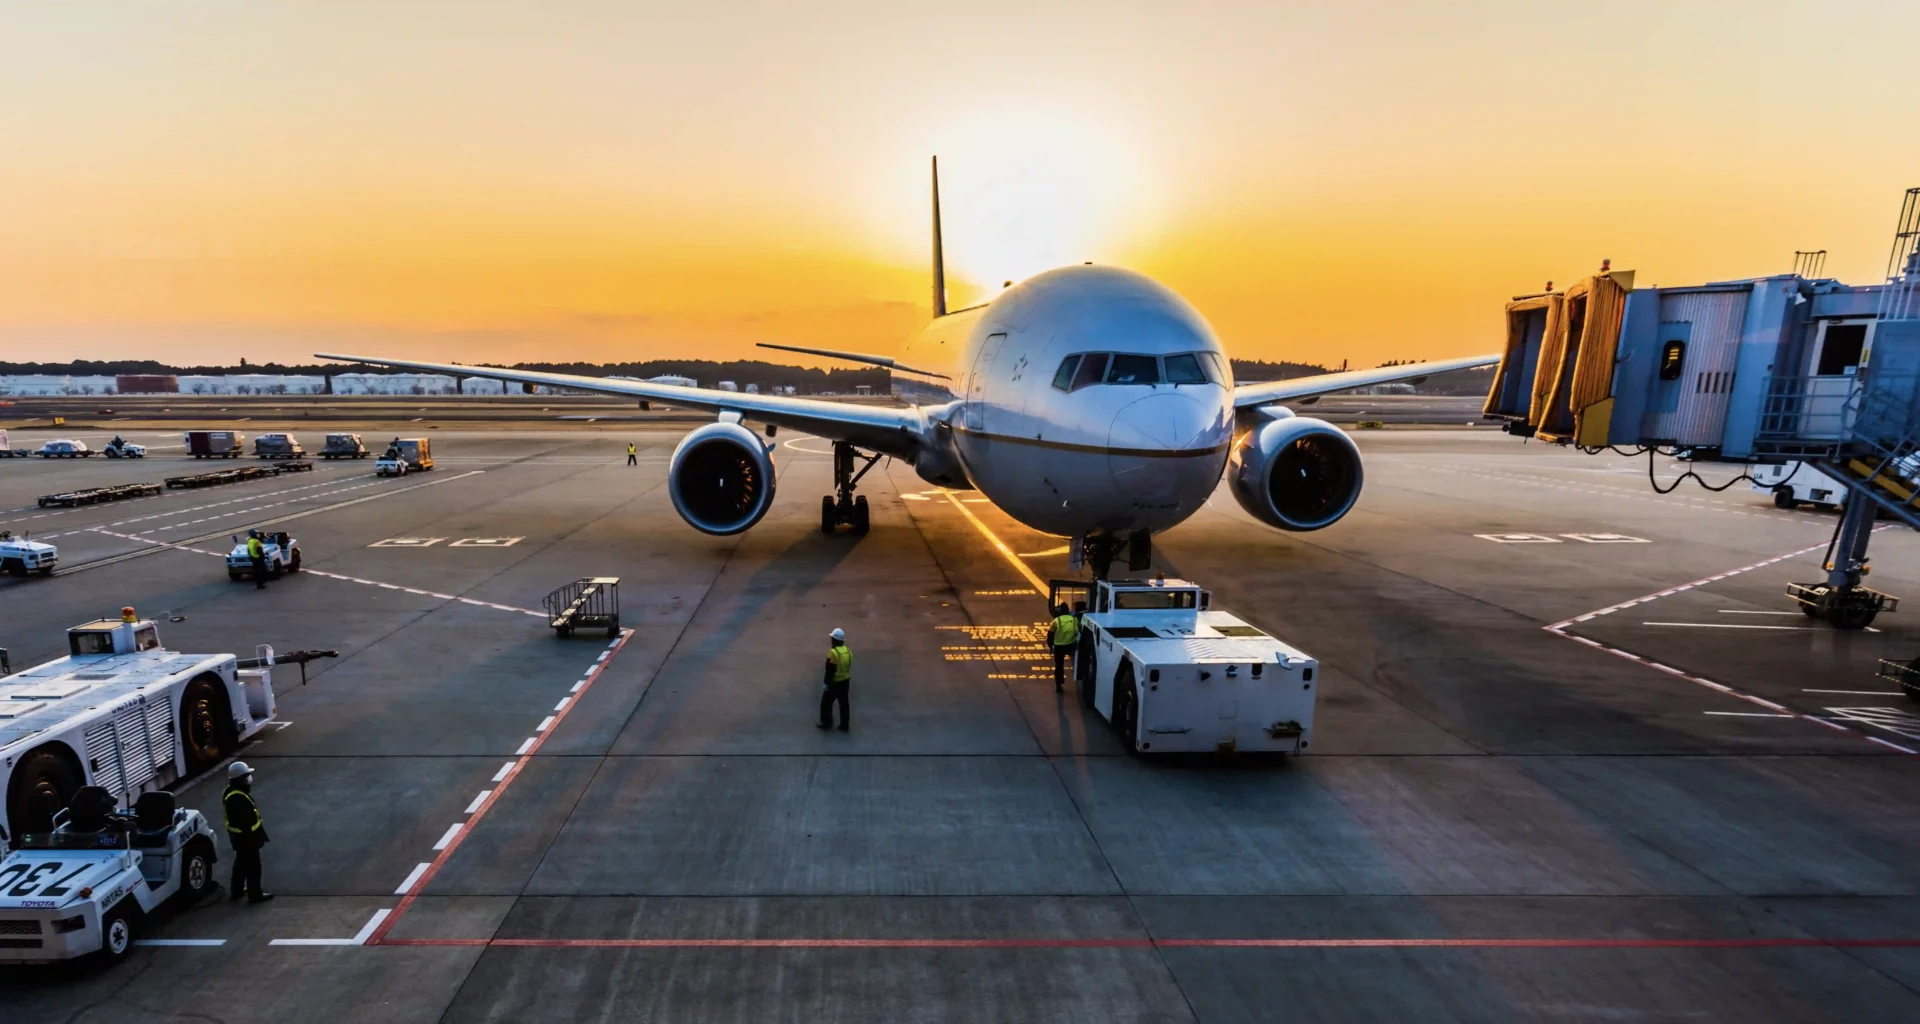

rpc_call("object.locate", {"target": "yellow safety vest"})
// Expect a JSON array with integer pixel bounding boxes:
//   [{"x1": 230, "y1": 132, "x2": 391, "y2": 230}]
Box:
[
  {"x1": 246, "y1": 537, "x2": 264, "y2": 559},
  {"x1": 827, "y1": 644, "x2": 852, "y2": 682},
  {"x1": 1052, "y1": 613, "x2": 1079, "y2": 647},
  {"x1": 223, "y1": 786, "x2": 264, "y2": 835},
  {"x1": 627, "y1": 444, "x2": 636, "y2": 454}
]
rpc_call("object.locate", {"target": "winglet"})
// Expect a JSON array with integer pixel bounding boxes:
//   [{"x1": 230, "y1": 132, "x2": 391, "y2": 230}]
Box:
[{"x1": 931, "y1": 155, "x2": 947, "y2": 318}]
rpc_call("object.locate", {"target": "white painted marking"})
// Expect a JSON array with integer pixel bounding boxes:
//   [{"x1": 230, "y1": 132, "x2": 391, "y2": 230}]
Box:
[
  {"x1": 514, "y1": 737, "x2": 536, "y2": 755},
  {"x1": 554, "y1": 697, "x2": 570, "y2": 711},
  {"x1": 450, "y1": 536, "x2": 523, "y2": 547},
  {"x1": 492, "y1": 761, "x2": 515, "y2": 782},
  {"x1": 569, "y1": 680, "x2": 586, "y2": 693},
  {"x1": 352, "y1": 909, "x2": 392, "y2": 945},
  {"x1": 1806, "y1": 689, "x2": 1902, "y2": 696},
  {"x1": 536, "y1": 715, "x2": 556, "y2": 732},
  {"x1": 465, "y1": 790, "x2": 492, "y2": 814},
  {"x1": 1474, "y1": 533, "x2": 1561, "y2": 543},
  {"x1": 1704, "y1": 711, "x2": 1794, "y2": 718},
  {"x1": 1561, "y1": 533, "x2": 1649, "y2": 543},
  {"x1": 134, "y1": 938, "x2": 227, "y2": 947},
  {"x1": 595, "y1": 652, "x2": 610, "y2": 662},
  {"x1": 394, "y1": 863, "x2": 430, "y2": 895},
  {"x1": 269, "y1": 937, "x2": 359, "y2": 946},
  {"x1": 1642, "y1": 621, "x2": 1834, "y2": 631},
  {"x1": 369, "y1": 537, "x2": 446, "y2": 547},
  {"x1": 1720, "y1": 610, "x2": 1803, "y2": 616},
  {"x1": 432, "y1": 823, "x2": 462, "y2": 851}
]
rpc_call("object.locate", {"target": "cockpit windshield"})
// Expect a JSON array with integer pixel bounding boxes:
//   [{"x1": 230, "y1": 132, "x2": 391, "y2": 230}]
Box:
[{"x1": 1051, "y1": 351, "x2": 1228, "y2": 392}]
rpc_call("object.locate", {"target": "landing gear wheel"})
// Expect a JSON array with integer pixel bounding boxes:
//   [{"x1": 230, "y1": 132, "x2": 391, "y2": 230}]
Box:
[
  {"x1": 5, "y1": 747, "x2": 83, "y2": 836},
  {"x1": 821, "y1": 496, "x2": 836, "y2": 535},
  {"x1": 1774, "y1": 488, "x2": 1796, "y2": 510},
  {"x1": 1114, "y1": 663, "x2": 1140, "y2": 756},
  {"x1": 99, "y1": 906, "x2": 136, "y2": 964},
  {"x1": 852, "y1": 495, "x2": 870, "y2": 535},
  {"x1": 179, "y1": 841, "x2": 216, "y2": 903},
  {"x1": 180, "y1": 677, "x2": 233, "y2": 775}
]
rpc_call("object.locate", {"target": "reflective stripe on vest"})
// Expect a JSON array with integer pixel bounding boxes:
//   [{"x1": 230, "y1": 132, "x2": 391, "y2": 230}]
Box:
[
  {"x1": 1052, "y1": 613, "x2": 1079, "y2": 647},
  {"x1": 829, "y1": 644, "x2": 852, "y2": 682},
  {"x1": 223, "y1": 786, "x2": 264, "y2": 834}
]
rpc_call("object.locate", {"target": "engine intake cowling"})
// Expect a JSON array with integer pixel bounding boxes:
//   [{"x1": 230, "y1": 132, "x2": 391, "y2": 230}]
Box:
[
  {"x1": 1228, "y1": 414, "x2": 1363, "y2": 531},
  {"x1": 668, "y1": 422, "x2": 777, "y2": 535}
]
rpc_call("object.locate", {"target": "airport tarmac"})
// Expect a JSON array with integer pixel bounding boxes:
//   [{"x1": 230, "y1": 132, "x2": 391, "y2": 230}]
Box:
[{"x1": 1, "y1": 424, "x2": 1916, "y2": 1022}]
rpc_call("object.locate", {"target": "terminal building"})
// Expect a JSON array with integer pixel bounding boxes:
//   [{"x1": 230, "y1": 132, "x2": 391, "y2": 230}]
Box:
[{"x1": 1484, "y1": 189, "x2": 1920, "y2": 629}]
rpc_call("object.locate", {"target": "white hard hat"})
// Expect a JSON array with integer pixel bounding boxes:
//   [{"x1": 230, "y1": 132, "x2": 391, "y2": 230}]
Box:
[
  {"x1": 829, "y1": 628, "x2": 846, "y2": 641},
  {"x1": 227, "y1": 761, "x2": 254, "y2": 780}
]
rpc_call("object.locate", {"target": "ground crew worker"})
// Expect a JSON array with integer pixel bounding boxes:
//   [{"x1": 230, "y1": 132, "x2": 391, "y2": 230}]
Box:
[
  {"x1": 222, "y1": 761, "x2": 272, "y2": 904},
  {"x1": 246, "y1": 530, "x2": 268, "y2": 589},
  {"x1": 818, "y1": 627, "x2": 852, "y2": 732},
  {"x1": 1050, "y1": 604, "x2": 1080, "y2": 691},
  {"x1": 627, "y1": 441, "x2": 638, "y2": 466}
]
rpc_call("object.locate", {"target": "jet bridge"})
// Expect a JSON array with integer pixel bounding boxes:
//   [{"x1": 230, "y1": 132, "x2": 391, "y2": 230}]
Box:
[{"x1": 1485, "y1": 188, "x2": 1920, "y2": 629}]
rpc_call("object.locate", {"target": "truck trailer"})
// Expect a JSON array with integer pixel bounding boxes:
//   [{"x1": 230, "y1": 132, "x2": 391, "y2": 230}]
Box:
[{"x1": 184, "y1": 431, "x2": 245, "y2": 459}]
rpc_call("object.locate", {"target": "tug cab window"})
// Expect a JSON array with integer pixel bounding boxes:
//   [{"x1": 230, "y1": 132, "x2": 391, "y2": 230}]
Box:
[{"x1": 1106, "y1": 354, "x2": 1160, "y2": 384}]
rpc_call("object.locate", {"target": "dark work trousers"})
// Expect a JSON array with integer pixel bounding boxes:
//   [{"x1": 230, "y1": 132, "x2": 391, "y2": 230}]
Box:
[
  {"x1": 231, "y1": 843, "x2": 263, "y2": 899},
  {"x1": 627, "y1": 453, "x2": 637, "y2": 465},
  {"x1": 1053, "y1": 644, "x2": 1074, "y2": 689},
  {"x1": 820, "y1": 680, "x2": 850, "y2": 730},
  {"x1": 250, "y1": 556, "x2": 268, "y2": 589}
]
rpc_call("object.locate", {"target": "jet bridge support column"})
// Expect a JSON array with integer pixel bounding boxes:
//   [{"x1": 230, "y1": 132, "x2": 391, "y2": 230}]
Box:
[{"x1": 1829, "y1": 497, "x2": 1877, "y2": 590}]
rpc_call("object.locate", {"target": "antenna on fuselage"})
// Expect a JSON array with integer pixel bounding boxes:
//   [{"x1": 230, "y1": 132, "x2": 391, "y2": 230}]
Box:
[{"x1": 931, "y1": 155, "x2": 947, "y2": 318}]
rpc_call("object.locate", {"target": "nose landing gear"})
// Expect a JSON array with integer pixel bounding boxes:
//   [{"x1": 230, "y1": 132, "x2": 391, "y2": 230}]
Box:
[{"x1": 821, "y1": 441, "x2": 880, "y2": 535}]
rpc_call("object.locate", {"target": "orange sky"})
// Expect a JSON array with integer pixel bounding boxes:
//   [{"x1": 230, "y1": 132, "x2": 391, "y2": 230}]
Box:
[{"x1": 3, "y1": 2, "x2": 1918, "y2": 369}]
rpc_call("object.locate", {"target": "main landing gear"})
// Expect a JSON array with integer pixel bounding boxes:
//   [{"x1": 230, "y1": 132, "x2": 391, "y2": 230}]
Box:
[
  {"x1": 1080, "y1": 531, "x2": 1152, "y2": 581},
  {"x1": 821, "y1": 441, "x2": 879, "y2": 536}
]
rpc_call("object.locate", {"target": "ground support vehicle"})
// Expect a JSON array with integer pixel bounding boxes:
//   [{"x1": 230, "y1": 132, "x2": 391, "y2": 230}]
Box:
[
  {"x1": 184, "y1": 430, "x2": 245, "y2": 459},
  {"x1": 0, "y1": 789, "x2": 220, "y2": 963},
  {"x1": 1752, "y1": 461, "x2": 1847, "y2": 511},
  {"x1": 0, "y1": 429, "x2": 29, "y2": 458},
  {"x1": 0, "y1": 532, "x2": 57, "y2": 577},
  {"x1": 101, "y1": 437, "x2": 146, "y2": 459},
  {"x1": 252, "y1": 433, "x2": 305, "y2": 459},
  {"x1": 1, "y1": 618, "x2": 278, "y2": 848},
  {"x1": 376, "y1": 438, "x2": 432, "y2": 477},
  {"x1": 1051, "y1": 577, "x2": 1319, "y2": 756},
  {"x1": 319, "y1": 433, "x2": 368, "y2": 459},
  {"x1": 165, "y1": 465, "x2": 276, "y2": 490},
  {"x1": 226, "y1": 531, "x2": 301, "y2": 581},
  {"x1": 36, "y1": 440, "x2": 92, "y2": 459},
  {"x1": 545, "y1": 577, "x2": 621, "y2": 638},
  {"x1": 276, "y1": 460, "x2": 314, "y2": 474},
  {"x1": 36, "y1": 482, "x2": 163, "y2": 509}
]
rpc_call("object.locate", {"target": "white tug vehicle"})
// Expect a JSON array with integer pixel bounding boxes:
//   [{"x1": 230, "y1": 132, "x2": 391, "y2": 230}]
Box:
[
  {"x1": 226, "y1": 531, "x2": 302, "y2": 581},
  {"x1": 0, "y1": 531, "x2": 58, "y2": 578},
  {"x1": 0, "y1": 617, "x2": 280, "y2": 961},
  {"x1": 1053, "y1": 577, "x2": 1319, "y2": 755}
]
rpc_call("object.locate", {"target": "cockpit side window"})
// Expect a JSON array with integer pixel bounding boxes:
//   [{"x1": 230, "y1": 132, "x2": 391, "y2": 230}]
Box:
[
  {"x1": 1070, "y1": 353, "x2": 1110, "y2": 391},
  {"x1": 1106, "y1": 354, "x2": 1160, "y2": 384},
  {"x1": 1051, "y1": 355, "x2": 1081, "y2": 392},
  {"x1": 1199, "y1": 352, "x2": 1232, "y2": 387},
  {"x1": 1163, "y1": 353, "x2": 1208, "y2": 384}
]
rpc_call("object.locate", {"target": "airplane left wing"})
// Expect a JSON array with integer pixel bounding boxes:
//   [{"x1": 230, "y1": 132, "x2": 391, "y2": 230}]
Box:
[
  {"x1": 314, "y1": 353, "x2": 934, "y2": 459},
  {"x1": 1232, "y1": 354, "x2": 1499, "y2": 408}
]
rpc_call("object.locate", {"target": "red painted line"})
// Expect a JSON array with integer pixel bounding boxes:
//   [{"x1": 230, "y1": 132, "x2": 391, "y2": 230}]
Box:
[
  {"x1": 374, "y1": 936, "x2": 1920, "y2": 950},
  {"x1": 366, "y1": 628, "x2": 636, "y2": 945}
]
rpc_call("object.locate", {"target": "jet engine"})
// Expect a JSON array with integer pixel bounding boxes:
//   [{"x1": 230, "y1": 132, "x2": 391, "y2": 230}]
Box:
[
  {"x1": 668, "y1": 422, "x2": 777, "y2": 535},
  {"x1": 1228, "y1": 412, "x2": 1364, "y2": 531}
]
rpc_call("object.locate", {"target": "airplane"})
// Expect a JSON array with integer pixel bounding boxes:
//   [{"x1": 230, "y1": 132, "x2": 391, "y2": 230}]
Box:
[{"x1": 320, "y1": 158, "x2": 1495, "y2": 578}]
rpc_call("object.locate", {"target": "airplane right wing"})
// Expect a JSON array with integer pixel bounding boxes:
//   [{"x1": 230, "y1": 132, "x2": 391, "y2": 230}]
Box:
[
  {"x1": 314, "y1": 352, "x2": 938, "y2": 459},
  {"x1": 1232, "y1": 354, "x2": 1499, "y2": 409}
]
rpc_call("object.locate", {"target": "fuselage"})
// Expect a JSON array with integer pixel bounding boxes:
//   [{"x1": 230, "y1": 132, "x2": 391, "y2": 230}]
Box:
[{"x1": 895, "y1": 264, "x2": 1234, "y2": 538}]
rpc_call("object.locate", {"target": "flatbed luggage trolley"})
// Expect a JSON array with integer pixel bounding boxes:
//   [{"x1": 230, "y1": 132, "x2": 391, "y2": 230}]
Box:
[{"x1": 546, "y1": 577, "x2": 621, "y2": 638}]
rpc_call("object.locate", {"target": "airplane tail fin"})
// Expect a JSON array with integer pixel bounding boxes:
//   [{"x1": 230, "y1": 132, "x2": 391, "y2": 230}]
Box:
[{"x1": 931, "y1": 155, "x2": 947, "y2": 318}]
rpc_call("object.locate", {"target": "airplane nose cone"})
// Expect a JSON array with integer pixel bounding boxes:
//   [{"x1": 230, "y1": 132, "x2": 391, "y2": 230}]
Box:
[{"x1": 1107, "y1": 392, "x2": 1230, "y2": 512}]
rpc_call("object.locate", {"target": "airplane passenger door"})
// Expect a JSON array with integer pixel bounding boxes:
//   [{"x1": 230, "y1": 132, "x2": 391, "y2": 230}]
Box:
[{"x1": 965, "y1": 333, "x2": 1006, "y2": 431}]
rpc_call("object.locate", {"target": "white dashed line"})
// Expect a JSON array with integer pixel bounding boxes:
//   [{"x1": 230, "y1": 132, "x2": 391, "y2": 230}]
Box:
[
  {"x1": 432, "y1": 824, "x2": 463, "y2": 851},
  {"x1": 464, "y1": 790, "x2": 492, "y2": 814},
  {"x1": 394, "y1": 863, "x2": 430, "y2": 896},
  {"x1": 514, "y1": 737, "x2": 536, "y2": 755},
  {"x1": 553, "y1": 698, "x2": 570, "y2": 711},
  {"x1": 491, "y1": 762, "x2": 516, "y2": 783},
  {"x1": 536, "y1": 716, "x2": 555, "y2": 733}
]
